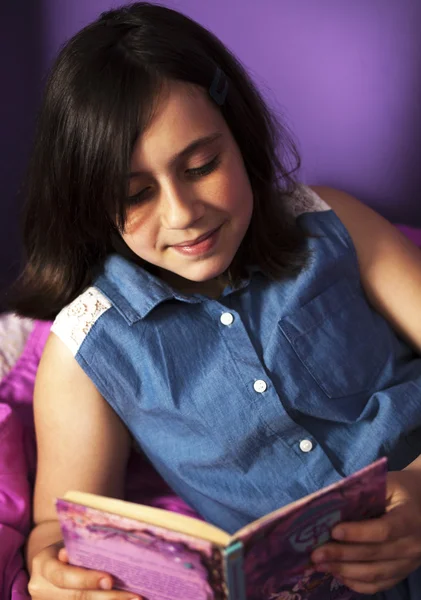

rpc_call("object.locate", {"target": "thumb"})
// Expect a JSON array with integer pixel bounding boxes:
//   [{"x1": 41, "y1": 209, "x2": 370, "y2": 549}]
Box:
[{"x1": 58, "y1": 547, "x2": 69, "y2": 563}]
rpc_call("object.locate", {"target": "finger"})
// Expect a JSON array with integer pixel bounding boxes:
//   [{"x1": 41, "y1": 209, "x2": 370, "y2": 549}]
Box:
[
  {"x1": 331, "y1": 509, "x2": 409, "y2": 544},
  {"x1": 44, "y1": 558, "x2": 114, "y2": 591},
  {"x1": 337, "y1": 575, "x2": 405, "y2": 596},
  {"x1": 315, "y1": 557, "x2": 415, "y2": 586},
  {"x1": 58, "y1": 548, "x2": 69, "y2": 563},
  {"x1": 28, "y1": 573, "x2": 143, "y2": 600},
  {"x1": 312, "y1": 536, "x2": 420, "y2": 563},
  {"x1": 66, "y1": 592, "x2": 142, "y2": 600},
  {"x1": 70, "y1": 592, "x2": 142, "y2": 600}
]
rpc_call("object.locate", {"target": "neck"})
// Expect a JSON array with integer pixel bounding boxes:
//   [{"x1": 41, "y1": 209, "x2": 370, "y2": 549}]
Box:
[{"x1": 159, "y1": 270, "x2": 227, "y2": 299}]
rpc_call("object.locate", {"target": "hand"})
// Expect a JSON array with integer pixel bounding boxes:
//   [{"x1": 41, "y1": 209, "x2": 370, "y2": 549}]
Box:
[
  {"x1": 28, "y1": 541, "x2": 142, "y2": 600},
  {"x1": 310, "y1": 470, "x2": 421, "y2": 594}
]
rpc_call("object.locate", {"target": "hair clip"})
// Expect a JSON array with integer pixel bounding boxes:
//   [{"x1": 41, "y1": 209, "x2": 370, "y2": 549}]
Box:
[{"x1": 209, "y1": 67, "x2": 228, "y2": 106}]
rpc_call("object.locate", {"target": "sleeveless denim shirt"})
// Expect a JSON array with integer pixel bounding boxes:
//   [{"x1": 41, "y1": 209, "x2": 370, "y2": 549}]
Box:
[{"x1": 52, "y1": 186, "x2": 421, "y2": 599}]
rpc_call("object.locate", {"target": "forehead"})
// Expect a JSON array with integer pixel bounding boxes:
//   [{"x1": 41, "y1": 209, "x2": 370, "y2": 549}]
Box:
[
  {"x1": 131, "y1": 81, "x2": 227, "y2": 166},
  {"x1": 150, "y1": 80, "x2": 224, "y2": 133}
]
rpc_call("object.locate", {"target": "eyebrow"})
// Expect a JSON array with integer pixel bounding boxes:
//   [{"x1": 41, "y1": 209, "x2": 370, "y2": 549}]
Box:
[{"x1": 129, "y1": 131, "x2": 223, "y2": 178}]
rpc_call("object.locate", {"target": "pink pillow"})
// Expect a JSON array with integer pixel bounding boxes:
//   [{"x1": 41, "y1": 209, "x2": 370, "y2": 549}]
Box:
[
  {"x1": 395, "y1": 224, "x2": 421, "y2": 247},
  {"x1": 0, "y1": 320, "x2": 50, "y2": 600}
]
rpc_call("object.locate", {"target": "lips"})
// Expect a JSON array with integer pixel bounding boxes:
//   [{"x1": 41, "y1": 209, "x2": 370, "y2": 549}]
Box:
[
  {"x1": 171, "y1": 226, "x2": 220, "y2": 248},
  {"x1": 169, "y1": 224, "x2": 223, "y2": 257}
]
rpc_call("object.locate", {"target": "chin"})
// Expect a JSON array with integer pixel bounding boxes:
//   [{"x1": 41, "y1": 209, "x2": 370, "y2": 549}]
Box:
[{"x1": 184, "y1": 261, "x2": 231, "y2": 283}]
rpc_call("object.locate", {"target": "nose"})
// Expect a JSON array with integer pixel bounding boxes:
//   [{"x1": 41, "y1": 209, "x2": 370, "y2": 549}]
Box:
[{"x1": 160, "y1": 180, "x2": 204, "y2": 230}]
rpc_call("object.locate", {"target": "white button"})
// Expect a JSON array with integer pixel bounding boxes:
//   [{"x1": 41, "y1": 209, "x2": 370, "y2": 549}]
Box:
[
  {"x1": 220, "y1": 312, "x2": 234, "y2": 326},
  {"x1": 299, "y1": 439, "x2": 313, "y2": 453},
  {"x1": 253, "y1": 379, "x2": 267, "y2": 393}
]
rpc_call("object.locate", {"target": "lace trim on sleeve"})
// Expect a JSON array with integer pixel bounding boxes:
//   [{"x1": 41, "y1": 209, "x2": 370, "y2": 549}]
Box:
[
  {"x1": 285, "y1": 184, "x2": 331, "y2": 219},
  {"x1": 51, "y1": 287, "x2": 111, "y2": 356}
]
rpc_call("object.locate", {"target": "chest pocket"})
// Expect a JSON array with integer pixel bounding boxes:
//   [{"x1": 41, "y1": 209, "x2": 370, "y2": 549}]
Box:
[{"x1": 278, "y1": 277, "x2": 390, "y2": 399}]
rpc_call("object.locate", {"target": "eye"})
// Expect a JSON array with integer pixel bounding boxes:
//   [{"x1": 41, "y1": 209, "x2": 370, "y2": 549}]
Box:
[
  {"x1": 186, "y1": 155, "x2": 221, "y2": 178},
  {"x1": 126, "y1": 187, "x2": 152, "y2": 207},
  {"x1": 126, "y1": 155, "x2": 221, "y2": 206}
]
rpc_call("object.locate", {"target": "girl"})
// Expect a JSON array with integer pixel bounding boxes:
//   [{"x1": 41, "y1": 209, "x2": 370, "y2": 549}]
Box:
[{"x1": 12, "y1": 2, "x2": 421, "y2": 599}]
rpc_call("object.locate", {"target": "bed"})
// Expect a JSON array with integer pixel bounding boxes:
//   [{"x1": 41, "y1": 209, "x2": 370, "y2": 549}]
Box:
[{"x1": 2, "y1": 1, "x2": 421, "y2": 595}]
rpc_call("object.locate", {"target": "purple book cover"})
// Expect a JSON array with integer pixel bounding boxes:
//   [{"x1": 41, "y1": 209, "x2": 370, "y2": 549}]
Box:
[
  {"x1": 56, "y1": 457, "x2": 387, "y2": 600},
  {"x1": 56, "y1": 499, "x2": 227, "y2": 600},
  {"x1": 235, "y1": 457, "x2": 388, "y2": 600}
]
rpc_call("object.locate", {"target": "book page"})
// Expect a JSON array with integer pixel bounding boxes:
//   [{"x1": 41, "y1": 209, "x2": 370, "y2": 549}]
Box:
[
  {"x1": 57, "y1": 500, "x2": 228, "y2": 600},
  {"x1": 234, "y1": 457, "x2": 387, "y2": 600},
  {"x1": 63, "y1": 491, "x2": 230, "y2": 546}
]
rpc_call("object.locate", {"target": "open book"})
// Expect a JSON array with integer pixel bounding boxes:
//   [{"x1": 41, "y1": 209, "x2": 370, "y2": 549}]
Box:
[{"x1": 56, "y1": 457, "x2": 387, "y2": 600}]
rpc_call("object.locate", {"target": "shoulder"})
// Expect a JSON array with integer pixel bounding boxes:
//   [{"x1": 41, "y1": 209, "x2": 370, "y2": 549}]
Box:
[
  {"x1": 307, "y1": 185, "x2": 400, "y2": 250},
  {"x1": 308, "y1": 185, "x2": 371, "y2": 219},
  {"x1": 309, "y1": 185, "x2": 421, "y2": 353},
  {"x1": 34, "y1": 321, "x2": 131, "y2": 525},
  {"x1": 307, "y1": 184, "x2": 399, "y2": 263},
  {"x1": 51, "y1": 287, "x2": 112, "y2": 356},
  {"x1": 285, "y1": 184, "x2": 331, "y2": 218}
]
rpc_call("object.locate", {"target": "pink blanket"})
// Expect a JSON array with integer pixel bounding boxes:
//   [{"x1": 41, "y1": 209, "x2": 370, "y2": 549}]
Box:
[
  {"x1": 0, "y1": 321, "x2": 49, "y2": 599},
  {"x1": 0, "y1": 320, "x2": 198, "y2": 599}
]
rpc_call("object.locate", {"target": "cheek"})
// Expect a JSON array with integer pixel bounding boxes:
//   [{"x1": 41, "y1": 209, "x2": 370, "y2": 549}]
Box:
[
  {"x1": 121, "y1": 212, "x2": 157, "y2": 253},
  {"x1": 222, "y1": 174, "x2": 253, "y2": 220},
  {"x1": 124, "y1": 202, "x2": 159, "y2": 238},
  {"x1": 124, "y1": 206, "x2": 149, "y2": 234},
  {"x1": 219, "y1": 156, "x2": 253, "y2": 215},
  {"x1": 209, "y1": 176, "x2": 239, "y2": 212}
]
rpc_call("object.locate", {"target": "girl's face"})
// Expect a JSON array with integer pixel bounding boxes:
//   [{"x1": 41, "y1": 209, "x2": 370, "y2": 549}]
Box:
[{"x1": 123, "y1": 80, "x2": 253, "y2": 295}]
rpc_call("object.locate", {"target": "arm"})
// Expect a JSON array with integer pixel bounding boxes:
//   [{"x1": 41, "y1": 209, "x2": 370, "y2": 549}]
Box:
[
  {"x1": 310, "y1": 185, "x2": 421, "y2": 354},
  {"x1": 309, "y1": 186, "x2": 421, "y2": 594},
  {"x1": 311, "y1": 186, "x2": 421, "y2": 468},
  {"x1": 27, "y1": 332, "x2": 137, "y2": 599}
]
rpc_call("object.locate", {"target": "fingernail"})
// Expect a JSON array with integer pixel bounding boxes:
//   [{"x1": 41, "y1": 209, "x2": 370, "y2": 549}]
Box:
[
  {"x1": 58, "y1": 548, "x2": 67, "y2": 561},
  {"x1": 99, "y1": 578, "x2": 112, "y2": 590},
  {"x1": 314, "y1": 563, "x2": 330, "y2": 572},
  {"x1": 332, "y1": 527, "x2": 345, "y2": 540},
  {"x1": 313, "y1": 550, "x2": 326, "y2": 562}
]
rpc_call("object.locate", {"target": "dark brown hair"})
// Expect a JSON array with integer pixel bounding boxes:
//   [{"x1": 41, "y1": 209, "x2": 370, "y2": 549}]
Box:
[{"x1": 11, "y1": 2, "x2": 311, "y2": 320}]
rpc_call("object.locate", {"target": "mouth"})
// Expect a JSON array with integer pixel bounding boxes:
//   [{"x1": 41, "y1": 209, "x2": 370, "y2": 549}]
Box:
[
  {"x1": 170, "y1": 225, "x2": 223, "y2": 256},
  {"x1": 171, "y1": 226, "x2": 221, "y2": 248}
]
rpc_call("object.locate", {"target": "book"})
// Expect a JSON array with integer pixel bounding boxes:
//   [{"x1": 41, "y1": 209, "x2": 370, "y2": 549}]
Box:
[{"x1": 56, "y1": 457, "x2": 387, "y2": 600}]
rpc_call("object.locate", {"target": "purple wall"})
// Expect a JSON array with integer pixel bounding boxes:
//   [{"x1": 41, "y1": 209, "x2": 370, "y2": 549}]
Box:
[
  {"x1": 0, "y1": 3, "x2": 44, "y2": 306},
  {"x1": 2, "y1": 0, "x2": 421, "y2": 301},
  {"x1": 42, "y1": 0, "x2": 421, "y2": 224}
]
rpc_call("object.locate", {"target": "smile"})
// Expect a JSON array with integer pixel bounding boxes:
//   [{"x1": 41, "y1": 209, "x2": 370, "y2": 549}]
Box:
[
  {"x1": 170, "y1": 225, "x2": 222, "y2": 256},
  {"x1": 172, "y1": 226, "x2": 221, "y2": 248}
]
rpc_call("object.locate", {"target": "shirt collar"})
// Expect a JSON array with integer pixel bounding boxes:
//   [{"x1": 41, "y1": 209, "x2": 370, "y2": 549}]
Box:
[
  {"x1": 94, "y1": 253, "x2": 256, "y2": 324},
  {"x1": 93, "y1": 254, "x2": 200, "y2": 324}
]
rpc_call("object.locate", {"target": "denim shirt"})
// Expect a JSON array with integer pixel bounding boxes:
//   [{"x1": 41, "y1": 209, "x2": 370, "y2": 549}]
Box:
[{"x1": 52, "y1": 186, "x2": 421, "y2": 599}]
